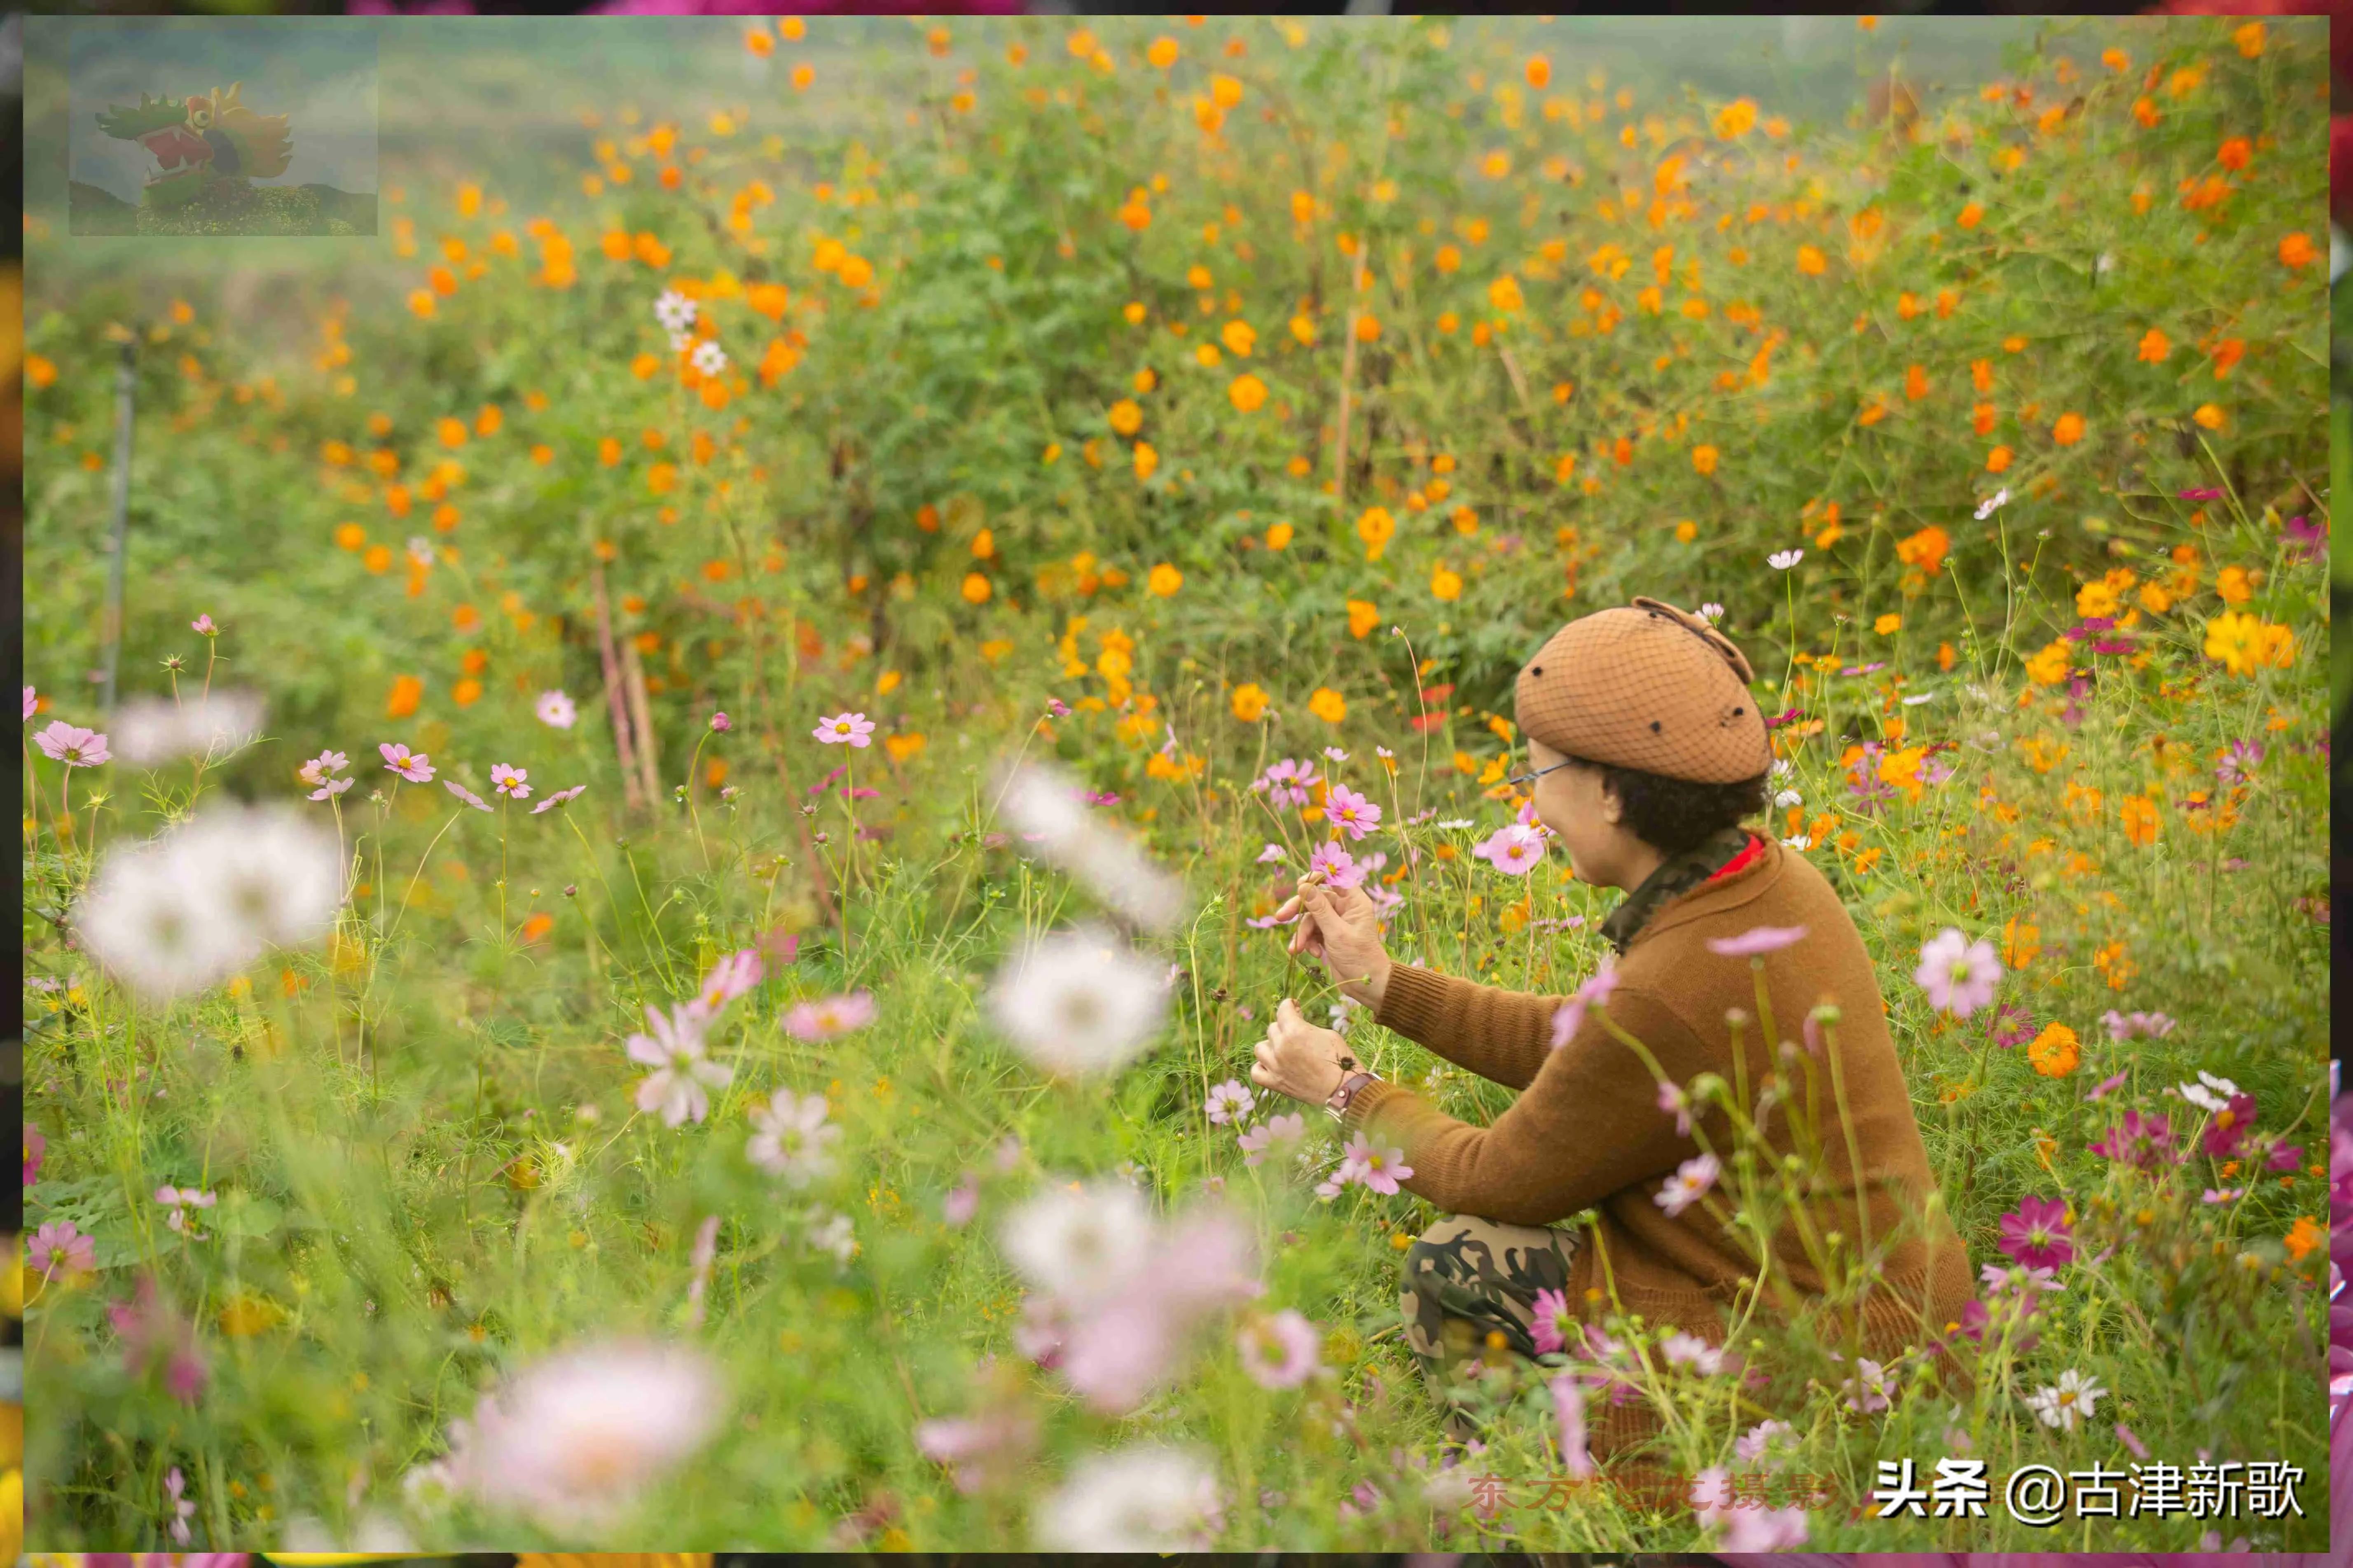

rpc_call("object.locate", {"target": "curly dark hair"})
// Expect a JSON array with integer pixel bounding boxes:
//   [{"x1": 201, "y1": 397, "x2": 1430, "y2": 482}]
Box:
[{"x1": 1569, "y1": 756, "x2": 1771, "y2": 858}]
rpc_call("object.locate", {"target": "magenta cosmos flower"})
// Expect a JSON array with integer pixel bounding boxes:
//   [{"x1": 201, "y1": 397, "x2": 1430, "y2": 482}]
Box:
[
  {"x1": 1706, "y1": 923, "x2": 1807, "y2": 958},
  {"x1": 2090, "y1": 1109, "x2": 2177, "y2": 1170},
  {"x1": 1306, "y1": 840, "x2": 1364, "y2": 889},
  {"x1": 1324, "y1": 785, "x2": 1381, "y2": 841},
  {"x1": 1530, "y1": 1285, "x2": 1576, "y2": 1353},
  {"x1": 191, "y1": 614, "x2": 219, "y2": 636},
  {"x1": 1997, "y1": 1194, "x2": 2075, "y2": 1269},
  {"x1": 34, "y1": 721, "x2": 111, "y2": 767},
  {"x1": 784, "y1": 989, "x2": 878, "y2": 1041},
  {"x1": 1913, "y1": 926, "x2": 2001, "y2": 1018},
  {"x1": 380, "y1": 741, "x2": 435, "y2": 783},
  {"x1": 814, "y1": 711, "x2": 876, "y2": 747}
]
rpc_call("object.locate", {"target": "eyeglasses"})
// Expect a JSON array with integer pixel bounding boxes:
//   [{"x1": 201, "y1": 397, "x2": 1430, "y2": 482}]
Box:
[{"x1": 1504, "y1": 759, "x2": 1575, "y2": 790}]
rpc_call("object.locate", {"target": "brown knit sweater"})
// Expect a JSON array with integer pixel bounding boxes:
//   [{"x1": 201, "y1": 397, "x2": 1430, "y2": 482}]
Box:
[{"x1": 1346, "y1": 836, "x2": 1975, "y2": 1452}]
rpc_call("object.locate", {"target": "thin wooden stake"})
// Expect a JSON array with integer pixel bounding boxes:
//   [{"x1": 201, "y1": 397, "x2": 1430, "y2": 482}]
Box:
[
  {"x1": 99, "y1": 334, "x2": 138, "y2": 713},
  {"x1": 589, "y1": 558, "x2": 645, "y2": 813},
  {"x1": 622, "y1": 639, "x2": 662, "y2": 809}
]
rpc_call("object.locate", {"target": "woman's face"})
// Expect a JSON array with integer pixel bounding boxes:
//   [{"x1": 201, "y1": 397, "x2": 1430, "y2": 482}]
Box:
[{"x1": 1525, "y1": 736, "x2": 1633, "y2": 886}]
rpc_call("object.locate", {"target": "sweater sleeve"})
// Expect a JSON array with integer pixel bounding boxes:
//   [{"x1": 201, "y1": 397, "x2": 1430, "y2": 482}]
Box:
[
  {"x1": 1368, "y1": 963, "x2": 1568, "y2": 1091},
  {"x1": 1343, "y1": 981, "x2": 1705, "y2": 1227}
]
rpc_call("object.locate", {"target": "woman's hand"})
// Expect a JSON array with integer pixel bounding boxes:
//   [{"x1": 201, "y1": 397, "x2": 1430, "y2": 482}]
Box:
[
  {"x1": 1271, "y1": 872, "x2": 1394, "y2": 1009},
  {"x1": 1249, "y1": 998, "x2": 1355, "y2": 1105}
]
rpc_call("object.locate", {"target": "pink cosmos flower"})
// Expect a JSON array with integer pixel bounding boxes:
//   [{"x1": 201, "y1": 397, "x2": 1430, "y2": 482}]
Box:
[
  {"x1": 1237, "y1": 1111, "x2": 1305, "y2": 1168},
  {"x1": 943, "y1": 1177, "x2": 981, "y2": 1227},
  {"x1": 30, "y1": 1219, "x2": 96, "y2": 1277},
  {"x1": 1549, "y1": 1374, "x2": 1594, "y2": 1479},
  {"x1": 1324, "y1": 784, "x2": 1382, "y2": 841},
  {"x1": 1255, "y1": 758, "x2": 1320, "y2": 808},
  {"x1": 1996, "y1": 1194, "x2": 2074, "y2": 1269},
  {"x1": 192, "y1": 614, "x2": 219, "y2": 636},
  {"x1": 1656, "y1": 1078, "x2": 1693, "y2": 1136},
  {"x1": 22, "y1": 685, "x2": 35, "y2": 721},
  {"x1": 380, "y1": 742, "x2": 435, "y2": 783},
  {"x1": 1913, "y1": 927, "x2": 2001, "y2": 1018},
  {"x1": 1530, "y1": 1285, "x2": 1575, "y2": 1354},
  {"x1": 2102, "y1": 1009, "x2": 2177, "y2": 1042},
  {"x1": 298, "y1": 750, "x2": 349, "y2": 786},
  {"x1": 813, "y1": 711, "x2": 876, "y2": 747},
  {"x1": 1838, "y1": 1355, "x2": 1892, "y2": 1415},
  {"x1": 1255, "y1": 842, "x2": 1286, "y2": 864},
  {"x1": 625, "y1": 1002, "x2": 733, "y2": 1128},
  {"x1": 531, "y1": 784, "x2": 589, "y2": 814},
  {"x1": 311, "y1": 776, "x2": 354, "y2": 802},
  {"x1": 1307, "y1": 841, "x2": 1364, "y2": 889},
  {"x1": 489, "y1": 763, "x2": 531, "y2": 800},
  {"x1": 536, "y1": 690, "x2": 578, "y2": 729},
  {"x1": 1205, "y1": 1078, "x2": 1255, "y2": 1126},
  {"x1": 696, "y1": 948, "x2": 764, "y2": 1012},
  {"x1": 35, "y1": 722, "x2": 111, "y2": 767},
  {"x1": 1694, "y1": 1463, "x2": 1808, "y2": 1549},
  {"x1": 784, "y1": 989, "x2": 878, "y2": 1041},
  {"x1": 1549, "y1": 960, "x2": 1619, "y2": 1049},
  {"x1": 1236, "y1": 1309, "x2": 1322, "y2": 1388},
  {"x1": 108, "y1": 1274, "x2": 208, "y2": 1404},
  {"x1": 710, "y1": 711, "x2": 732, "y2": 733},
  {"x1": 24, "y1": 1123, "x2": 45, "y2": 1186},
  {"x1": 2090, "y1": 1110, "x2": 2177, "y2": 1170},
  {"x1": 444, "y1": 780, "x2": 493, "y2": 813},
  {"x1": 913, "y1": 1403, "x2": 1041, "y2": 1496},
  {"x1": 1340, "y1": 1131, "x2": 1413, "y2": 1194},
  {"x1": 1654, "y1": 1152, "x2": 1719, "y2": 1217},
  {"x1": 1474, "y1": 824, "x2": 1546, "y2": 875},
  {"x1": 1706, "y1": 923, "x2": 1807, "y2": 957}
]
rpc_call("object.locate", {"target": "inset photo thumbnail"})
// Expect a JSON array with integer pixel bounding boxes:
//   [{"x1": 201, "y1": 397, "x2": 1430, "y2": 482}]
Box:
[{"x1": 69, "y1": 21, "x2": 377, "y2": 237}]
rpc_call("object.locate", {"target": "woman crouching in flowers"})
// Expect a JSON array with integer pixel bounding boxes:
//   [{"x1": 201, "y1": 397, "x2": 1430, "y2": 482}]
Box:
[{"x1": 1250, "y1": 598, "x2": 1976, "y2": 1466}]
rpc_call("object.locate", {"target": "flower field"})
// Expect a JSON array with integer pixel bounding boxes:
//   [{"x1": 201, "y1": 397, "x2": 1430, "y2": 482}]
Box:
[{"x1": 20, "y1": 14, "x2": 2335, "y2": 1553}]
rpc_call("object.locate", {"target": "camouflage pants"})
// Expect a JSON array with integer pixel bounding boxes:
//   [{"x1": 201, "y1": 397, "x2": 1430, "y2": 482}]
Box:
[{"x1": 1399, "y1": 1213, "x2": 1580, "y2": 1439}]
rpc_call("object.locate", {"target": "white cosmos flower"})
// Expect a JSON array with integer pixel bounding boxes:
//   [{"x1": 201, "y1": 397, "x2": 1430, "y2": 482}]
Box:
[
  {"x1": 1976, "y1": 487, "x2": 2010, "y2": 520},
  {"x1": 1699, "y1": 602, "x2": 1725, "y2": 622},
  {"x1": 690, "y1": 340, "x2": 728, "y2": 377},
  {"x1": 437, "y1": 1339, "x2": 724, "y2": 1533},
  {"x1": 746, "y1": 1088, "x2": 840, "y2": 1185},
  {"x1": 1768, "y1": 549, "x2": 1803, "y2": 570},
  {"x1": 653, "y1": 290, "x2": 697, "y2": 333},
  {"x1": 989, "y1": 924, "x2": 1170, "y2": 1078},
  {"x1": 537, "y1": 690, "x2": 578, "y2": 729},
  {"x1": 1901, "y1": 692, "x2": 1937, "y2": 706},
  {"x1": 999, "y1": 1178, "x2": 1153, "y2": 1308},
  {"x1": 1774, "y1": 788, "x2": 1803, "y2": 809},
  {"x1": 2179, "y1": 1070, "x2": 2240, "y2": 1113},
  {"x1": 997, "y1": 759, "x2": 1186, "y2": 932},
  {"x1": 178, "y1": 806, "x2": 346, "y2": 952},
  {"x1": 112, "y1": 689, "x2": 267, "y2": 767},
  {"x1": 2023, "y1": 1367, "x2": 2105, "y2": 1432},
  {"x1": 75, "y1": 837, "x2": 250, "y2": 1000},
  {"x1": 1032, "y1": 1443, "x2": 1225, "y2": 1552},
  {"x1": 667, "y1": 329, "x2": 694, "y2": 354}
]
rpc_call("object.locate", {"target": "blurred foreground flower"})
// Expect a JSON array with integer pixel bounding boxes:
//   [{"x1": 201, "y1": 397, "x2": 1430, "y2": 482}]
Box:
[
  {"x1": 1031, "y1": 1442, "x2": 1225, "y2": 1550},
  {"x1": 996, "y1": 758, "x2": 1186, "y2": 932},
  {"x1": 989, "y1": 924, "x2": 1169, "y2": 1078},
  {"x1": 75, "y1": 805, "x2": 344, "y2": 1002},
  {"x1": 409, "y1": 1339, "x2": 723, "y2": 1534},
  {"x1": 112, "y1": 689, "x2": 265, "y2": 767}
]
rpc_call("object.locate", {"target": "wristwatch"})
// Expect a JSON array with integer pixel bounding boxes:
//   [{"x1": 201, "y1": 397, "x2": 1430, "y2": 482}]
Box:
[{"x1": 1325, "y1": 1069, "x2": 1378, "y2": 1122}]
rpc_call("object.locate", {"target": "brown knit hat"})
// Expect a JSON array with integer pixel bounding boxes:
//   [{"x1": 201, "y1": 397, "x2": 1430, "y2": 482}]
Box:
[{"x1": 1513, "y1": 597, "x2": 1771, "y2": 784}]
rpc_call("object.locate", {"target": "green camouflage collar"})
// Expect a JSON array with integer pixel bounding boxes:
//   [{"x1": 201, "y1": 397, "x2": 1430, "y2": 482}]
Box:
[{"x1": 1599, "y1": 825, "x2": 1755, "y2": 955}]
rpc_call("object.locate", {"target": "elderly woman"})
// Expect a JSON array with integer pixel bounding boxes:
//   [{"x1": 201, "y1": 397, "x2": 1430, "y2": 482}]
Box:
[{"x1": 1251, "y1": 597, "x2": 1974, "y2": 1456}]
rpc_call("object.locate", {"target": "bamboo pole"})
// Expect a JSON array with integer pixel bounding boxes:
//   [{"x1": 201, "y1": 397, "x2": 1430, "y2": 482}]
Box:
[
  {"x1": 589, "y1": 558, "x2": 645, "y2": 813},
  {"x1": 98, "y1": 334, "x2": 138, "y2": 713},
  {"x1": 622, "y1": 638, "x2": 662, "y2": 809}
]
